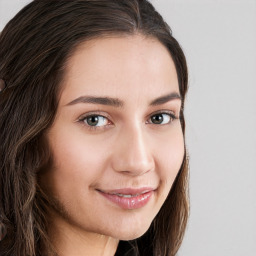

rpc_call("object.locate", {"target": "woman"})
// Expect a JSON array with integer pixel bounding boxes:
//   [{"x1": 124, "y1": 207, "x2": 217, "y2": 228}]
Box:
[{"x1": 0, "y1": 0, "x2": 189, "y2": 255}]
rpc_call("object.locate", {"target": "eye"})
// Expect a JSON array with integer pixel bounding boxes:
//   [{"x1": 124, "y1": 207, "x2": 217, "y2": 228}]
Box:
[
  {"x1": 79, "y1": 114, "x2": 110, "y2": 128},
  {"x1": 78, "y1": 111, "x2": 177, "y2": 131},
  {"x1": 149, "y1": 112, "x2": 176, "y2": 125}
]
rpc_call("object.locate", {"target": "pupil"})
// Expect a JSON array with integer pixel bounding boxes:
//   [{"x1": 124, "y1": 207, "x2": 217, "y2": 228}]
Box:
[
  {"x1": 152, "y1": 114, "x2": 163, "y2": 124},
  {"x1": 88, "y1": 116, "x2": 99, "y2": 126}
]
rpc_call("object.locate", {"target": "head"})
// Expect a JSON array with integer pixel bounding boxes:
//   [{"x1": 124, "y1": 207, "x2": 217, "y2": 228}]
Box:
[{"x1": 0, "y1": 1, "x2": 189, "y2": 256}]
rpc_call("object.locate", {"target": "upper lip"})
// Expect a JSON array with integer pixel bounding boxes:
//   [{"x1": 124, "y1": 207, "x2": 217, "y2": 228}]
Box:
[{"x1": 97, "y1": 187, "x2": 156, "y2": 195}]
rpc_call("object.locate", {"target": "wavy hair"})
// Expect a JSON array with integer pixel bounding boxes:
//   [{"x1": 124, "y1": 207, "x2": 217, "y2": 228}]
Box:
[{"x1": 0, "y1": 0, "x2": 189, "y2": 255}]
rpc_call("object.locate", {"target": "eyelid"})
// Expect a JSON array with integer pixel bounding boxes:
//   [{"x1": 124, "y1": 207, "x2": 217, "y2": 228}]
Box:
[
  {"x1": 77, "y1": 111, "x2": 112, "y2": 121},
  {"x1": 147, "y1": 110, "x2": 178, "y2": 120}
]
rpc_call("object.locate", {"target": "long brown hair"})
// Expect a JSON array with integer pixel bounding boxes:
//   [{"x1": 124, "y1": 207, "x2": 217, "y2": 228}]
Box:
[{"x1": 0, "y1": 1, "x2": 189, "y2": 255}]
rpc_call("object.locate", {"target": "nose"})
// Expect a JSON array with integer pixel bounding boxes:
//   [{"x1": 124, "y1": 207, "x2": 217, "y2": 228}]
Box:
[{"x1": 111, "y1": 123, "x2": 155, "y2": 176}]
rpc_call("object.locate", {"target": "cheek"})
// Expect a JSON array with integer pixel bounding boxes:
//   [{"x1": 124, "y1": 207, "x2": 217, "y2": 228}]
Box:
[
  {"x1": 40, "y1": 130, "x2": 110, "y2": 204},
  {"x1": 155, "y1": 127, "x2": 184, "y2": 186},
  {"x1": 48, "y1": 129, "x2": 109, "y2": 182}
]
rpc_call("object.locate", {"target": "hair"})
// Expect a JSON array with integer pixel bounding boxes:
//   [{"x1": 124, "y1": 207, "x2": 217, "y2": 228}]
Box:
[{"x1": 0, "y1": 0, "x2": 189, "y2": 255}]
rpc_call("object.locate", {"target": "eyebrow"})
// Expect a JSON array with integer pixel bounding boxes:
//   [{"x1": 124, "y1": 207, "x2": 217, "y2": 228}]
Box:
[
  {"x1": 149, "y1": 92, "x2": 181, "y2": 106},
  {"x1": 65, "y1": 92, "x2": 181, "y2": 107}
]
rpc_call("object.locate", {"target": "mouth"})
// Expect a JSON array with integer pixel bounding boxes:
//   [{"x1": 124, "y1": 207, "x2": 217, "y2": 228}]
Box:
[{"x1": 96, "y1": 187, "x2": 155, "y2": 210}]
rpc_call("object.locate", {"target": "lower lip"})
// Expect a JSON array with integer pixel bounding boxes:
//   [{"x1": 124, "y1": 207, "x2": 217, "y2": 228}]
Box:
[{"x1": 98, "y1": 190, "x2": 153, "y2": 210}]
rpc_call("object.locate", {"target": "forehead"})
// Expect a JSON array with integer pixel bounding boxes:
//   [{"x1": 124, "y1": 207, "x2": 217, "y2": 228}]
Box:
[{"x1": 60, "y1": 34, "x2": 179, "y2": 106}]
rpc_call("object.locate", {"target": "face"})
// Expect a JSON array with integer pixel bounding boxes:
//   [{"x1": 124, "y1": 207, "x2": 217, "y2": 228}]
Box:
[{"x1": 40, "y1": 34, "x2": 184, "y2": 240}]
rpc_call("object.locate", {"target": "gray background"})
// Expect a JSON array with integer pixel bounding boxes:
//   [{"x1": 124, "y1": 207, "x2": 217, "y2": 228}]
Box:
[{"x1": 1, "y1": 0, "x2": 256, "y2": 255}]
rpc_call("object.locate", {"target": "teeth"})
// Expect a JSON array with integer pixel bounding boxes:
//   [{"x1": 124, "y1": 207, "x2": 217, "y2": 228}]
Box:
[
  {"x1": 120, "y1": 194, "x2": 132, "y2": 198},
  {"x1": 106, "y1": 191, "x2": 150, "y2": 197},
  {"x1": 114, "y1": 193, "x2": 139, "y2": 198}
]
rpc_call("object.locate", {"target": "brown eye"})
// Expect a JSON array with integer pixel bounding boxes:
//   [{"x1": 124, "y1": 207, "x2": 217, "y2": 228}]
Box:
[
  {"x1": 151, "y1": 114, "x2": 164, "y2": 124},
  {"x1": 150, "y1": 113, "x2": 175, "y2": 125}
]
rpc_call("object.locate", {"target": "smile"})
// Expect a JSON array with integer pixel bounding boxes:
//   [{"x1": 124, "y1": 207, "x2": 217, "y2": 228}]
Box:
[{"x1": 97, "y1": 188, "x2": 155, "y2": 210}]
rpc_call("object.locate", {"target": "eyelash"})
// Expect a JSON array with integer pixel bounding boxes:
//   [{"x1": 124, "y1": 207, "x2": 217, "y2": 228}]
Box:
[{"x1": 78, "y1": 111, "x2": 178, "y2": 131}]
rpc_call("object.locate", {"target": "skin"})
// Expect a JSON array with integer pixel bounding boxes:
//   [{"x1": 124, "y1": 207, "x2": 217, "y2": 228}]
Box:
[{"x1": 39, "y1": 34, "x2": 184, "y2": 256}]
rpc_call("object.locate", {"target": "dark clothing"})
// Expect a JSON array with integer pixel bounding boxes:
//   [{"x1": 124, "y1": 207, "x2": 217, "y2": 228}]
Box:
[{"x1": 115, "y1": 241, "x2": 139, "y2": 256}]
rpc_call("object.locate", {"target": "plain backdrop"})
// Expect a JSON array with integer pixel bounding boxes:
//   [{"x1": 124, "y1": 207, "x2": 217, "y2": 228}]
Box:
[{"x1": 1, "y1": 1, "x2": 256, "y2": 255}]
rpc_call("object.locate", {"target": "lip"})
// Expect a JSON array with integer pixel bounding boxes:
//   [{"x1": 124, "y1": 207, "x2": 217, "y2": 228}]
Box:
[{"x1": 97, "y1": 187, "x2": 155, "y2": 210}]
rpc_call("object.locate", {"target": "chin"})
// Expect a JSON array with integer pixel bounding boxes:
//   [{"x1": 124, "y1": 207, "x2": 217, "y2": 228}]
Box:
[
  {"x1": 118, "y1": 231, "x2": 148, "y2": 241},
  {"x1": 109, "y1": 221, "x2": 152, "y2": 241}
]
